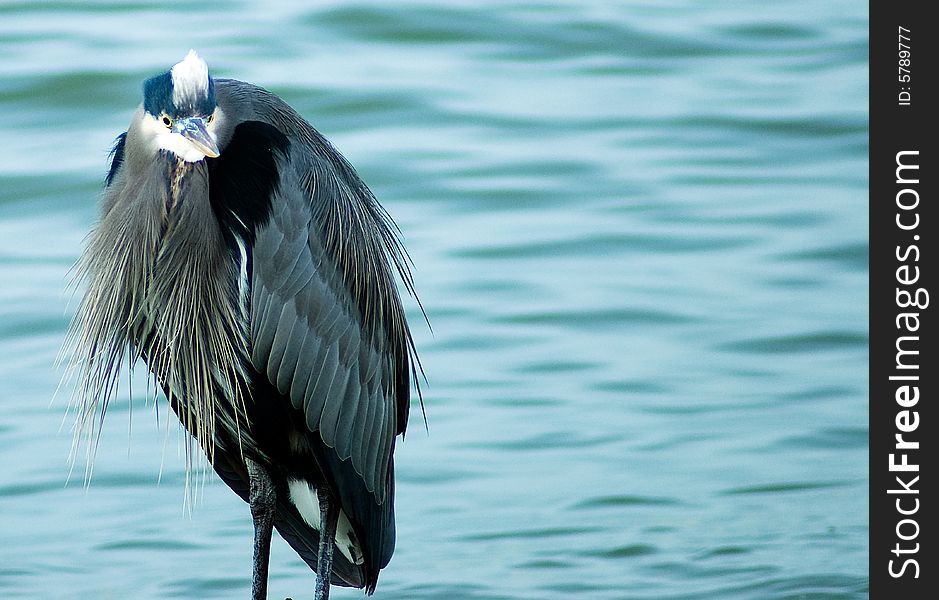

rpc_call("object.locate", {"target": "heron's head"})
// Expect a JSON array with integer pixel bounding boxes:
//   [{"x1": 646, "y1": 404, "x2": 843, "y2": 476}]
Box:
[{"x1": 140, "y1": 50, "x2": 220, "y2": 162}]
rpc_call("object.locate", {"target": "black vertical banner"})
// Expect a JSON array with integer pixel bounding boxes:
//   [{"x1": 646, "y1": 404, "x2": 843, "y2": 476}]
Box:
[{"x1": 870, "y1": 1, "x2": 935, "y2": 598}]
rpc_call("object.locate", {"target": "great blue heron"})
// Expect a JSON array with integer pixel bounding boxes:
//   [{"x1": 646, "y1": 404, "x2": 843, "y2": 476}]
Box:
[{"x1": 64, "y1": 50, "x2": 422, "y2": 600}]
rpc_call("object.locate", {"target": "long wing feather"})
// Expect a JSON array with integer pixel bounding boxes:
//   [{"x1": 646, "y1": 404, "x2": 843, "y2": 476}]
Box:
[
  {"x1": 250, "y1": 173, "x2": 400, "y2": 499},
  {"x1": 213, "y1": 81, "x2": 420, "y2": 584}
]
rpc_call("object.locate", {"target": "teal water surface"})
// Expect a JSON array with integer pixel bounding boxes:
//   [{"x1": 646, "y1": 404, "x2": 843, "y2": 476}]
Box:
[{"x1": 0, "y1": 2, "x2": 867, "y2": 599}]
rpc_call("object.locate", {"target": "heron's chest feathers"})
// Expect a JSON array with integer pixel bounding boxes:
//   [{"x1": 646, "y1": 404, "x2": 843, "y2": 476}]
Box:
[
  {"x1": 70, "y1": 155, "x2": 251, "y2": 457},
  {"x1": 164, "y1": 157, "x2": 193, "y2": 224}
]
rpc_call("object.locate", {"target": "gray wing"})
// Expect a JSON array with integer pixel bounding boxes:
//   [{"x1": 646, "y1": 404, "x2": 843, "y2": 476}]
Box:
[
  {"x1": 249, "y1": 158, "x2": 400, "y2": 502},
  {"x1": 215, "y1": 80, "x2": 419, "y2": 579}
]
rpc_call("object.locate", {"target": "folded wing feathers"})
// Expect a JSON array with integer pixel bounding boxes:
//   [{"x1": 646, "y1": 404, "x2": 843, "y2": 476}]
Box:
[
  {"x1": 276, "y1": 313, "x2": 307, "y2": 395},
  {"x1": 265, "y1": 303, "x2": 297, "y2": 391},
  {"x1": 246, "y1": 124, "x2": 416, "y2": 503},
  {"x1": 334, "y1": 362, "x2": 362, "y2": 461}
]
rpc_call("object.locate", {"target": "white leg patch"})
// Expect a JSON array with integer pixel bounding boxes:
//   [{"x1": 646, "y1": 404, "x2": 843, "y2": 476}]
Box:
[{"x1": 287, "y1": 479, "x2": 363, "y2": 565}]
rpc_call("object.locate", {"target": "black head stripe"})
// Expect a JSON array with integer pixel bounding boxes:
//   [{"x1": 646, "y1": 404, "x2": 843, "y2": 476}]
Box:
[
  {"x1": 197, "y1": 76, "x2": 216, "y2": 115},
  {"x1": 142, "y1": 70, "x2": 216, "y2": 117},
  {"x1": 143, "y1": 72, "x2": 174, "y2": 116}
]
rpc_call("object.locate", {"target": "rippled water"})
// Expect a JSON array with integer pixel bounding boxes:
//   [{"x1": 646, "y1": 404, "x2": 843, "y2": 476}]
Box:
[{"x1": 0, "y1": 2, "x2": 867, "y2": 599}]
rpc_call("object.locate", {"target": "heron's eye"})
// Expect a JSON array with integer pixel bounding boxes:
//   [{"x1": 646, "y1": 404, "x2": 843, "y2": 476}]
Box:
[
  {"x1": 206, "y1": 113, "x2": 214, "y2": 124},
  {"x1": 161, "y1": 115, "x2": 173, "y2": 128}
]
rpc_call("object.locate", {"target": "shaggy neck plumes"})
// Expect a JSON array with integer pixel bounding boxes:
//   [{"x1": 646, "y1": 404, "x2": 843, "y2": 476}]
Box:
[{"x1": 66, "y1": 154, "x2": 248, "y2": 478}]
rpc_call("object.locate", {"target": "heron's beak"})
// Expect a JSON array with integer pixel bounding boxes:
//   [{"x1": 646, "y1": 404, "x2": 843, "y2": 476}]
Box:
[{"x1": 176, "y1": 117, "x2": 220, "y2": 158}]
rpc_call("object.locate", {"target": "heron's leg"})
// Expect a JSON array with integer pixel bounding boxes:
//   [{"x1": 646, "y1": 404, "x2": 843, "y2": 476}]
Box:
[
  {"x1": 314, "y1": 485, "x2": 338, "y2": 600},
  {"x1": 247, "y1": 458, "x2": 276, "y2": 600}
]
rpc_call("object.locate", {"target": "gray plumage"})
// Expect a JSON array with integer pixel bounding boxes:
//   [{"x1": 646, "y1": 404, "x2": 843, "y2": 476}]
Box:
[
  {"x1": 226, "y1": 79, "x2": 416, "y2": 499},
  {"x1": 64, "y1": 52, "x2": 421, "y2": 597}
]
